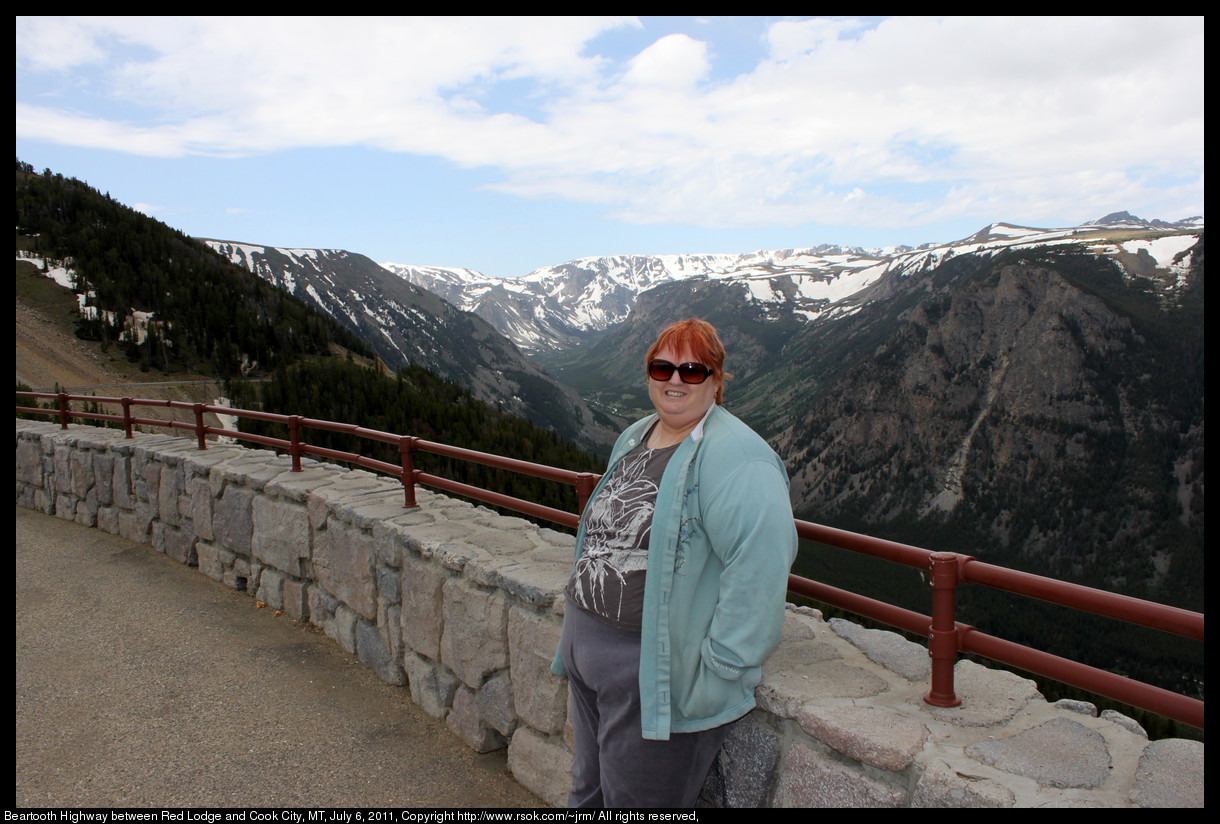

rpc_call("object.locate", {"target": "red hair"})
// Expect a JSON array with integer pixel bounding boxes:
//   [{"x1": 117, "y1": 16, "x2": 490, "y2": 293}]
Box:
[{"x1": 645, "y1": 318, "x2": 731, "y2": 404}]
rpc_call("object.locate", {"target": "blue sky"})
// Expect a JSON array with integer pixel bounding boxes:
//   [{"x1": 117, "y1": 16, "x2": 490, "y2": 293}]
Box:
[{"x1": 16, "y1": 16, "x2": 1204, "y2": 279}]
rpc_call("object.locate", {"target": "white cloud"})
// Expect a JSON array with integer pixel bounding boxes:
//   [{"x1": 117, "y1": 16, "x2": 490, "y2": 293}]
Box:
[
  {"x1": 15, "y1": 16, "x2": 1204, "y2": 231},
  {"x1": 14, "y1": 16, "x2": 112, "y2": 72},
  {"x1": 623, "y1": 33, "x2": 710, "y2": 88}
]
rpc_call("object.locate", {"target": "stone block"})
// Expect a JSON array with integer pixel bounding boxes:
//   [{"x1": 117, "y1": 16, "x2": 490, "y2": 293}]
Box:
[
  {"x1": 757, "y1": 640, "x2": 886, "y2": 718},
  {"x1": 371, "y1": 521, "x2": 408, "y2": 569},
  {"x1": 404, "y1": 653, "x2": 458, "y2": 720},
  {"x1": 356, "y1": 619, "x2": 405, "y2": 686},
  {"x1": 137, "y1": 458, "x2": 160, "y2": 510},
  {"x1": 157, "y1": 524, "x2": 196, "y2": 565},
  {"x1": 1101, "y1": 708, "x2": 1147, "y2": 738},
  {"x1": 96, "y1": 506, "x2": 120, "y2": 535},
  {"x1": 91, "y1": 453, "x2": 114, "y2": 504},
  {"x1": 257, "y1": 568, "x2": 285, "y2": 609},
  {"x1": 15, "y1": 437, "x2": 42, "y2": 485},
  {"x1": 911, "y1": 757, "x2": 1015, "y2": 807},
  {"x1": 112, "y1": 456, "x2": 134, "y2": 509},
  {"x1": 313, "y1": 518, "x2": 377, "y2": 620},
  {"x1": 507, "y1": 607, "x2": 567, "y2": 735},
  {"x1": 507, "y1": 727, "x2": 573, "y2": 809},
  {"x1": 308, "y1": 587, "x2": 339, "y2": 629},
  {"x1": 71, "y1": 449, "x2": 95, "y2": 499},
  {"x1": 479, "y1": 669, "x2": 517, "y2": 737},
  {"x1": 441, "y1": 578, "x2": 508, "y2": 689},
  {"x1": 397, "y1": 549, "x2": 443, "y2": 625},
  {"x1": 325, "y1": 604, "x2": 358, "y2": 654},
  {"x1": 224, "y1": 555, "x2": 252, "y2": 591},
  {"x1": 196, "y1": 540, "x2": 225, "y2": 582},
  {"x1": 158, "y1": 462, "x2": 184, "y2": 525},
  {"x1": 34, "y1": 489, "x2": 54, "y2": 516},
  {"x1": 1133, "y1": 738, "x2": 1204, "y2": 808},
  {"x1": 118, "y1": 508, "x2": 151, "y2": 543},
  {"x1": 73, "y1": 489, "x2": 98, "y2": 527},
  {"x1": 446, "y1": 685, "x2": 506, "y2": 753},
  {"x1": 703, "y1": 717, "x2": 780, "y2": 808},
  {"x1": 485, "y1": 561, "x2": 569, "y2": 608},
  {"x1": 282, "y1": 578, "x2": 310, "y2": 621},
  {"x1": 251, "y1": 496, "x2": 311, "y2": 576},
  {"x1": 377, "y1": 567, "x2": 400, "y2": 604},
  {"x1": 1053, "y1": 699, "x2": 1098, "y2": 717},
  {"x1": 212, "y1": 484, "x2": 254, "y2": 555},
  {"x1": 189, "y1": 477, "x2": 213, "y2": 540},
  {"x1": 773, "y1": 740, "x2": 906, "y2": 807},
  {"x1": 965, "y1": 717, "x2": 1109, "y2": 789},
  {"x1": 55, "y1": 492, "x2": 75, "y2": 520},
  {"x1": 796, "y1": 705, "x2": 928, "y2": 772},
  {"x1": 379, "y1": 602, "x2": 403, "y2": 666},
  {"x1": 53, "y1": 444, "x2": 72, "y2": 494},
  {"x1": 830, "y1": 617, "x2": 931, "y2": 682}
]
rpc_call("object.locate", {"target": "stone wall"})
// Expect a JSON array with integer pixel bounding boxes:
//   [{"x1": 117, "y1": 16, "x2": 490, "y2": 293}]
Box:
[{"x1": 14, "y1": 420, "x2": 1203, "y2": 807}]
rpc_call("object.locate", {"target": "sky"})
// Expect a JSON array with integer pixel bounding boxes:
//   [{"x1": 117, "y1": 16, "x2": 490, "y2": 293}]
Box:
[{"x1": 15, "y1": 16, "x2": 1205, "y2": 279}]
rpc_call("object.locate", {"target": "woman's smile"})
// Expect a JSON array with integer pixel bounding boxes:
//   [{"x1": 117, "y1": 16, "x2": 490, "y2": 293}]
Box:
[{"x1": 648, "y1": 346, "x2": 719, "y2": 444}]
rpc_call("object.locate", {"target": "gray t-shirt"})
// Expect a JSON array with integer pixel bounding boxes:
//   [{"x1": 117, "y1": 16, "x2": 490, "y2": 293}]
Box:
[{"x1": 565, "y1": 434, "x2": 679, "y2": 632}]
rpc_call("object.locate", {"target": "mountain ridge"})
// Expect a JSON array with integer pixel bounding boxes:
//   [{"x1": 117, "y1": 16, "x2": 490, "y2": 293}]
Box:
[
  {"x1": 384, "y1": 213, "x2": 1203, "y2": 355},
  {"x1": 201, "y1": 239, "x2": 624, "y2": 453}
]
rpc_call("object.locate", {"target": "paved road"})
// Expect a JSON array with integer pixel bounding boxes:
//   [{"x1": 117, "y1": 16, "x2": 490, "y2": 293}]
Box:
[{"x1": 15, "y1": 505, "x2": 542, "y2": 809}]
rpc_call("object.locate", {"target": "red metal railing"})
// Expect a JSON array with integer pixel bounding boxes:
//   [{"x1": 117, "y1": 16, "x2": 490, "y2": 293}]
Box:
[{"x1": 15, "y1": 391, "x2": 1205, "y2": 730}]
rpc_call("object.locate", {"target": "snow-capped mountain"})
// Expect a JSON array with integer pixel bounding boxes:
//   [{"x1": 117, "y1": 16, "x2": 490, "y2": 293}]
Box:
[
  {"x1": 386, "y1": 213, "x2": 1203, "y2": 355},
  {"x1": 199, "y1": 212, "x2": 1200, "y2": 448},
  {"x1": 1079, "y1": 210, "x2": 1205, "y2": 231},
  {"x1": 385, "y1": 248, "x2": 904, "y2": 353},
  {"x1": 201, "y1": 239, "x2": 624, "y2": 451}
]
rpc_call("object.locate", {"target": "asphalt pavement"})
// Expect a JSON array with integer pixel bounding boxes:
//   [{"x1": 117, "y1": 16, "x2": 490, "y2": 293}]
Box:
[{"x1": 15, "y1": 505, "x2": 542, "y2": 809}]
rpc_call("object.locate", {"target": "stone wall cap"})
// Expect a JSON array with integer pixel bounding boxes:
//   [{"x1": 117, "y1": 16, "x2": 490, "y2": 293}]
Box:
[
  {"x1": 965, "y1": 717, "x2": 1111, "y2": 789},
  {"x1": 920, "y1": 660, "x2": 1043, "y2": 727},
  {"x1": 1133, "y1": 738, "x2": 1205, "y2": 808},
  {"x1": 830, "y1": 617, "x2": 931, "y2": 682}
]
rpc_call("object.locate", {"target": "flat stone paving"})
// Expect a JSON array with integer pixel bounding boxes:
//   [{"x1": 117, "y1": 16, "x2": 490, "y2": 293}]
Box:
[{"x1": 15, "y1": 505, "x2": 542, "y2": 809}]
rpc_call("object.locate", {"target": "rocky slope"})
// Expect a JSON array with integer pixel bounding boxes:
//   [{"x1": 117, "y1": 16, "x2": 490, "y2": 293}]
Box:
[
  {"x1": 779, "y1": 244, "x2": 1203, "y2": 602},
  {"x1": 15, "y1": 258, "x2": 228, "y2": 427},
  {"x1": 202, "y1": 241, "x2": 623, "y2": 453}
]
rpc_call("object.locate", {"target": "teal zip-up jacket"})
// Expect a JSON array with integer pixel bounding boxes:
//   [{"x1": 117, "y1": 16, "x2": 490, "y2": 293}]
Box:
[{"x1": 552, "y1": 404, "x2": 798, "y2": 740}]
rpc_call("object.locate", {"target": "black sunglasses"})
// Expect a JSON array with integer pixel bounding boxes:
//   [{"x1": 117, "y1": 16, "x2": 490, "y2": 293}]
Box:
[{"x1": 647, "y1": 359, "x2": 714, "y2": 385}]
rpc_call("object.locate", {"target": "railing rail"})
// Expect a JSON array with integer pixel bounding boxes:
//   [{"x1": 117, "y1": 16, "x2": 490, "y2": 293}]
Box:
[{"x1": 15, "y1": 391, "x2": 1204, "y2": 730}]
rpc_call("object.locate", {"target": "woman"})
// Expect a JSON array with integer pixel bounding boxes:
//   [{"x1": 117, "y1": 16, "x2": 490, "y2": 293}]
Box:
[{"x1": 552, "y1": 318, "x2": 798, "y2": 808}]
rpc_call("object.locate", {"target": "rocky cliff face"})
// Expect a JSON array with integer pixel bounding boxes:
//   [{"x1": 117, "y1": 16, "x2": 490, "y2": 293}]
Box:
[{"x1": 776, "y1": 244, "x2": 1203, "y2": 606}]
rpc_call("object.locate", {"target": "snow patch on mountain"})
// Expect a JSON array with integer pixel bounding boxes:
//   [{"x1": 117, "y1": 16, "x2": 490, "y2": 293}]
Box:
[
  {"x1": 384, "y1": 213, "x2": 1202, "y2": 353},
  {"x1": 1120, "y1": 234, "x2": 1198, "y2": 269},
  {"x1": 215, "y1": 213, "x2": 1201, "y2": 359}
]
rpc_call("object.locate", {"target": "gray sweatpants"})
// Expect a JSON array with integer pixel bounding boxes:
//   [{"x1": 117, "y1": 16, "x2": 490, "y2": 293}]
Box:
[{"x1": 559, "y1": 601, "x2": 734, "y2": 808}]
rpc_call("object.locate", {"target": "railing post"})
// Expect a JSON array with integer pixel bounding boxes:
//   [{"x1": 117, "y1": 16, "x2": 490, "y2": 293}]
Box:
[
  {"x1": 122, "y1": 397, "x2": 134, "y2": 439},
  {"x1": 924, "y1": 552, "x2": 963, "y2": 707},
  {"x1": 399, "y1": 436, "x2": 419, "y2": 508},
  {"x1": 57, "y1": 392, "x2": 69, "y2": 429},
  {"x1": 193, "y1": 403, "x2": 207, "y2": 450},
  {"x1": 575, "y1": 472, "x2": 598, "y2": 515},
  {"x1": 289, "y1": 415, "x2": 303, "y2": 471}
]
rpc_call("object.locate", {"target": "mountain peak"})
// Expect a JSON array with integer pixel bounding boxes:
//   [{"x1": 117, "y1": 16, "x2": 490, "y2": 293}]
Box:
[
  {"x1": 963, "y1": 223, "x2": 1046, "y2": 244},
  {"x1": 1087, "y1": 210, "x2": 1144, "y2": 226},
  {"x1": 1079, "y1": 211, "x2": 1203, "y2": 231}
]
